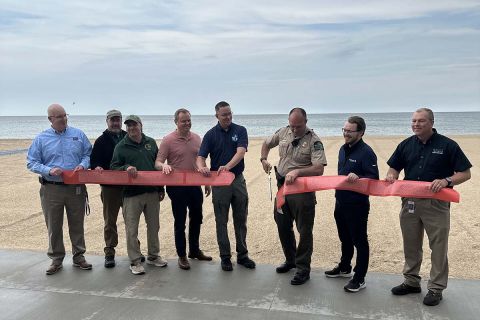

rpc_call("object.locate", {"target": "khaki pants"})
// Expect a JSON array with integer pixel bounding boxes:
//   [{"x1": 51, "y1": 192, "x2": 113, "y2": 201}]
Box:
[
  {"x1": 123, "y1": 192, "x2": 160, "y2": 264},
  {"x1": 400, "y1": 197, "x2": 450, "y2": 293},
  {"x1": 100, "y1": 185, "x2": 123, "y2": 256},
  {"x1": 40, "y1": 184, "x2": 87, "y2": 265}
]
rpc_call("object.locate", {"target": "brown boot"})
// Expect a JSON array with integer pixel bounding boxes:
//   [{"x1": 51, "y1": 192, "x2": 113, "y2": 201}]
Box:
[
  {"x1": 46, "y1": 263, "x2": 63, "y2": 275},
  {"x1": 178, "y1": 256, "x2": 191, "y2": 270}
]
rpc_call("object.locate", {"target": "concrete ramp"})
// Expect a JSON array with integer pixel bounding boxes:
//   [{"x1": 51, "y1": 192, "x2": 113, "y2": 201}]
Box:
[{"x1": 0, "y1": 249, "x2": 477, "y2": 319}]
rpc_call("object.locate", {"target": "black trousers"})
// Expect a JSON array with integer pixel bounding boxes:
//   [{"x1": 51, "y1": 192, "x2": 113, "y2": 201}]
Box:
[
  {"x1": 334, "y1": 200, "x2": 370, "y2": 282},
  {"x1": 274, "y1": 192, "x2": 316, "y2": 274},
  {"x1": 166, "y1": 186, "x2": 203, "y2": 257}
]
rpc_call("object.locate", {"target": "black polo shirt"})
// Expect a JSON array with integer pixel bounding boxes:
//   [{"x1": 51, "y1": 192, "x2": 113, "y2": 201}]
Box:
[
  {"x1": 336, "y1": 139, "x2": 379, "y2": 204},
  {"x1": 198, "y1": 122, "x2": 248, "y2": 176},
  {"x1": 387, "y1": 129, "x2": 472, "y2": 183}
]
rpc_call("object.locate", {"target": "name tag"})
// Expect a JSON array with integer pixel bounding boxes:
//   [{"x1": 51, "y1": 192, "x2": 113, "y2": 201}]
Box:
[
  {"x1": 73, "y1": 137, "x2": 78, "y2": 141},
  {"x1": 432, "y1": 148, "x2": 444, "y2": 154},
  {"x1": 348, "y1": 159, "x2": 357, "y2": 163}
]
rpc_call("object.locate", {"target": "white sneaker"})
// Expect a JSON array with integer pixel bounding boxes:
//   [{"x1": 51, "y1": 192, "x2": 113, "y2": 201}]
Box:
[
  {"x1": 146, "y1": 256, "x2": 168, "y2": 267},
  {"x1": 129, "y1": 263, "x2": 145, "y2": 275}
]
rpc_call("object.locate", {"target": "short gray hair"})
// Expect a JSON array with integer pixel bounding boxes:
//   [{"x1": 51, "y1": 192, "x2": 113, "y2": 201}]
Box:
[
  {"x1": 416, "y1": 107, "x2": 434, "y2": 122},
  {"x1": 174, "y1": 108, "x2": 191, "y2": 123}
]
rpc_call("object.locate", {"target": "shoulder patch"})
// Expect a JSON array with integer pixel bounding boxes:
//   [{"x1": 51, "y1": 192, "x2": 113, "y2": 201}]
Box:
[{"x1": 313, "y1": 141, "x2": 324, "y2": 151}]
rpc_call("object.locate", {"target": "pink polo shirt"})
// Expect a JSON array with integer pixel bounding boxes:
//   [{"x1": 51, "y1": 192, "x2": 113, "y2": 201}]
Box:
[{"x1": 157, "y1": 130, "x2": 201, "y2": 170}]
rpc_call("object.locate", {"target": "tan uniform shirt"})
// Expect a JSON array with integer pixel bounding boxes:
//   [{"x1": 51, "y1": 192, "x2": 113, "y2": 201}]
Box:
[{"x1": 265, "y1": 126, "x2": 327, "y2": 176}]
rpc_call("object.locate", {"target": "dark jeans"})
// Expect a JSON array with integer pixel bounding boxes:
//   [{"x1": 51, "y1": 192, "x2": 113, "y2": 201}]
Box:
[
  {"x1": 274, "y1": 192, "x2": 316, "y2": 274},
  {"x1": 166, "y1": 186, "x2": 203, "y2": 257},
  {"x1": 334, "y1": 200, "x2": 370, "y2": 282}
]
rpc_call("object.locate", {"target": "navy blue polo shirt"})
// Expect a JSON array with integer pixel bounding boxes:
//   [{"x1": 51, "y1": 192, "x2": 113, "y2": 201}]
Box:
[
  {"x1": 198, "y1": 122, "x2": 248, "y2": 176},
  {"x1": 387, "y1": 129, "x2": 472, "y2": 182},
  {"x1": 335, "y1": 139, "x2": 379, "y2": 204}
]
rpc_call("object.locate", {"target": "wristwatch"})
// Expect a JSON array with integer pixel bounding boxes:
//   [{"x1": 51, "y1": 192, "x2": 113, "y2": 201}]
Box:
[
  {"x1": 260, "y1": 157, "x2": 267, "y2": 163},
  {"x1": 444, "y1": 177, "x2": 453, "y2": 187}
]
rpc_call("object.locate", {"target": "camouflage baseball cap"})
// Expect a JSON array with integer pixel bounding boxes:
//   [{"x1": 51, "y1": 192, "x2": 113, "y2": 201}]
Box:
[
  {"x1": 106, "y1": 109, "x2": 122, "y2": 119},
  {"x1": 124, "y1": 115, "x2": 142, "y2": 124}
]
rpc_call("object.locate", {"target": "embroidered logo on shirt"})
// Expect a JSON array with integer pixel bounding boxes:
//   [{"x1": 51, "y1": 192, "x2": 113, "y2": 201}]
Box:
[
  {"x1": 348, "y1": 159, "x2": 357, "y2": 163},
  {"x1": 232, "y1": 134, "x2": 238, "y2": 142},
  {"x1": 313, "y1": 141, "x2": 324, "y2": 151},
  {"x1": 432, "y1": 148, "x2": 444, "y2": 154},
  {"x1": 145, "y1": 144, "x2": 152, "y2": 151},
  {"x1": 73, "y1": 137, "x2": 78, "y2": 141}
]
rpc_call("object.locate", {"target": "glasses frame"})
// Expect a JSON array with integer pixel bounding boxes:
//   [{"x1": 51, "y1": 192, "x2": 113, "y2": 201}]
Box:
[{"x1": 342, "y1": 128, "x2": 360, "y2": 134}]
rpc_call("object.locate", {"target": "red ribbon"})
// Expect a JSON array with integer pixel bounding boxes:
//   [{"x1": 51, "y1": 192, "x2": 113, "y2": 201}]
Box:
[
  {"x1": 276, "y1": 176, "x2": 460, "y2": 209},
  {"x1": 62, "y1": 170, "x2": 235, "y2": 186}
]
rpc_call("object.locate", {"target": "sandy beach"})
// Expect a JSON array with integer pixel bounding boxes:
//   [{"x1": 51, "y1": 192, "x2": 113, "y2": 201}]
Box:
[{"x1": 0, "y1": 136, "x2": 478, "y2": 279}]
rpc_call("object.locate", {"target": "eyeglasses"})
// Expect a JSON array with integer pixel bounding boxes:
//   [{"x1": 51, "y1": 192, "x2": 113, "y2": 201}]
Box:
[
  {"x1": 291, "y1": 138, "x2": 301, "y2": 147},
  {"x1": 342, "y1": 128, "x2": 359, "y2": 134},
  {"x1": 49, "y1": 114, "x2": 68, "y2": 120}
]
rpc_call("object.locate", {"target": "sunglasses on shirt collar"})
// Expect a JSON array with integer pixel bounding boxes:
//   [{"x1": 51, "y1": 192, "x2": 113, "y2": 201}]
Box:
[{"x1": 291, "y1": 138, "x2": 301, "y2": 147}]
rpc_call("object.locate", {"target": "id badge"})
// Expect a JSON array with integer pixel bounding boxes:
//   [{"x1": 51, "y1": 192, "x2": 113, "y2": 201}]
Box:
[{"x1": 407, "y1": 200, "x2": 415, "y2": 214}]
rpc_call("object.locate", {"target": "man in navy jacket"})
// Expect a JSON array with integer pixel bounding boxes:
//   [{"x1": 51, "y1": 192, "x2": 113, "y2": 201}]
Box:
[{"x1": 325, "y1": 116, "x2": 379, "y2": 292}]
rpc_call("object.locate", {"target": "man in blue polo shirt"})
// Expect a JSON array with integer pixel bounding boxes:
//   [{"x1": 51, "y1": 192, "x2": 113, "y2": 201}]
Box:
[{"x1": 197, "y1": 101, "x2": 256, "y2": 271}]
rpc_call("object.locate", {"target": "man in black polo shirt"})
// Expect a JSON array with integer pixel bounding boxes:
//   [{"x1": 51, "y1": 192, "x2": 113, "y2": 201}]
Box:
[
  {"x1": 325, "y1": 116, "x2": 379, "y2": 292},
  {"x1": 197, "y1": 101, "x2": 256, "y2": 272},
  {"x1": 386, "y1": 107, "x2": 471, "y2": 306}
]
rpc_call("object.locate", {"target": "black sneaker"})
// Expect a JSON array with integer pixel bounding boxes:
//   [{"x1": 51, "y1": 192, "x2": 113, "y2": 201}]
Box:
[
  {"x1": 237, "y1": 257, "x2": 256, "y2": 269},
  {"x1": 221, "y1": 258, "x2": 233, "y2": 271},
  {"x1": 104, "y1": 256, "x2": 115, "y2": 268},
  {"x1": 325, "y1": 265, "x2": 352, "y2": 278},
  {"x1": 423, "y1": 290, "x2": 442, "y2": 306},
  {"x1": 344, "y1": 279, "x2": 366, "y2": 292},
  {"x1": 391, "y1": 283, "x2": 422, "y2": 295}
]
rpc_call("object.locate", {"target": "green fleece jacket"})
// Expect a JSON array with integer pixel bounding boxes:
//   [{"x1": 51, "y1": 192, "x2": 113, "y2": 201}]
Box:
[{"x1": 110, "y1": 133, "x2": 163, "y2": 197}]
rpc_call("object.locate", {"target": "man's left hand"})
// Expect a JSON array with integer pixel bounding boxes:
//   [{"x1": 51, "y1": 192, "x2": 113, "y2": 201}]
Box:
[
  {"x1": 430, "y1": 179, "x2": 448, "y2": 193},
  {"x1": 217, "y1": 165, "x2": 231, "y2": 175},
  {"x1": 74, "y1": 165, "x2": 84, "y2": 172},
  {"x1": 347, "y1": 173, "x2": 359, "y2": 183},
  {"x1": 285, "y1": 169, "x2": 299, "y2": 185}
]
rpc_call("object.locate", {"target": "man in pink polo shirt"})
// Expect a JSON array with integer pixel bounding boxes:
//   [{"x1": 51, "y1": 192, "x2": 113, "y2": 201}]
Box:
[{"x1": 155, "y1": 108, "x2": 212, "y2": 270}]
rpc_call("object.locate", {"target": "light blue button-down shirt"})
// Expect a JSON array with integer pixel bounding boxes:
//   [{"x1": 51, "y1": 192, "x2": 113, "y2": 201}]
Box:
[{"x1": 27, "y1": 126, "x2": 92, "y2": 182}]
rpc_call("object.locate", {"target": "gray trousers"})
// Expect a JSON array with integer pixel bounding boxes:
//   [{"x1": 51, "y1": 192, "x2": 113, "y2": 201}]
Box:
[
  {"x1": 40, "y1": 184, "x2": 87, "y2": 265},
  {"x1": 274, "y1": 192, "x2": 316, "y2": 274},
  {"x1": 211, "y1": 173, "x2": 249, "y2": 260},
  {"x1": 123, "y1": 192, "x2": 160, "y2": 264},
  {"x1": 100, "y1": 185, "x2": 123, "y2": 257},
  {"x1": 400, "y1": 198, "x2": 450, "y2": 293}
]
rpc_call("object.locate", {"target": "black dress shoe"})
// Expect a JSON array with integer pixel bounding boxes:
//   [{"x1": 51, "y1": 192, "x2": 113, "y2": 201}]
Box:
[
  {"x1": 276, "y1": 262, "x2": 296, "y2": 273},
  {"x1": 221, "y1": 258, "x2": 233, "y2": 271},
  {"x1": 291, "y1": 272, "x2": 310, "y2": 285}
]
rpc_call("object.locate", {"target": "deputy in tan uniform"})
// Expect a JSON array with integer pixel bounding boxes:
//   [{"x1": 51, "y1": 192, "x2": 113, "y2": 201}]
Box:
[{"x1": 260, "y1": 107, "x2": 327, "y2": 285}]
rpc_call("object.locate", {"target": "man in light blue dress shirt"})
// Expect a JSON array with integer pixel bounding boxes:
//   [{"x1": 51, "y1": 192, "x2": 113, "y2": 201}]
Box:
[{"x1": 27, "y1": 104, "x2": 93, "y2": 275}]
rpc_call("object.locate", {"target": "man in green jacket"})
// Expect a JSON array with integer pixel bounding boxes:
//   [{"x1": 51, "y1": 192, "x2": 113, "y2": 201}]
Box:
[{"x1": 110, "y1": 115, "x2": 167, "y2": 275}]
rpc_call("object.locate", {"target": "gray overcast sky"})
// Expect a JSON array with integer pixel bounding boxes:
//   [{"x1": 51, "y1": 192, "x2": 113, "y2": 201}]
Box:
[{"x1": 0, "y1": 0, "x2": 479, "y2": 116}]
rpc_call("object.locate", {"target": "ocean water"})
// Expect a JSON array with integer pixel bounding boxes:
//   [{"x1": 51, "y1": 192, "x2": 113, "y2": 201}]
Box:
[{"x1": 0, "y1": 112, "x2": 479, "y2": 139}]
